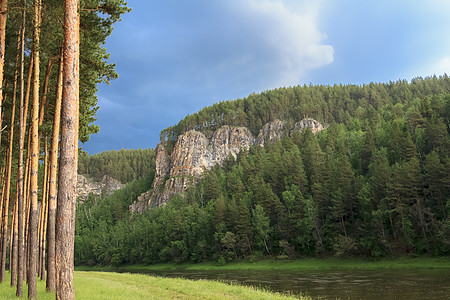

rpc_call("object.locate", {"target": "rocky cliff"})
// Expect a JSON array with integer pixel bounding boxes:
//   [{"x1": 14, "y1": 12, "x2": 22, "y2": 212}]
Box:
[
  {"x1": 255, "y1": 119, "x2": 286, "y2": 146},
  {"x1": 293, "y1": 118, "x2": 324, "y2": 134},
  {"x1": 77, "y1": 174, "x2": 125, "y2": 201},
  {"x1": 129, "y1": 118, "x2": 324, "y2": 213}
]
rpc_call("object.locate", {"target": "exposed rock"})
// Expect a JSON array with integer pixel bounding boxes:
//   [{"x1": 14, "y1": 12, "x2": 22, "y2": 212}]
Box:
[
  {"x1": 129, "y1": 190, "x2": 152, "y2": 214},
  {"x1": 256, "y1": 119, "x2": 286, "y2": 146},
  {"x1": 169, "y1": 130, "x2": 212, "y2": 178},
  {"x1": 77, "y1": 174, "x2": 125, "y2": 201},
  {"x1": 153, "y1": 176, "x2": 196, "y2": 208},
  {"x1": 152, "y1": 143, "x2": 171, "y2": 188},
  {"x1": 130, "y1": 118, "x2": 324, "y2": 214},
  {"x1": 131, "y1": 126, "x2": 254, "y2": 212},
  {"x1": 211, "y1": 126, "x2": 255, "y2": 163},
  {"x1": 293, "y1": 118, "x2": 324, "y2": 135}
]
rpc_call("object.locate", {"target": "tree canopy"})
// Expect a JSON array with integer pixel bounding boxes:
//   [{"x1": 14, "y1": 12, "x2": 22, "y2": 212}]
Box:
[{"x1": 76, "y1": 77, "x2": 450, "y2": 265}]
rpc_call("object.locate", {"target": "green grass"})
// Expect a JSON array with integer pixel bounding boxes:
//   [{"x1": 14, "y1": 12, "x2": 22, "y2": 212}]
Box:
[
  {"x1": 0, "y1": 274, "x2": 54, "y2": 300},
  {"x1": 0, "y1": 271, "x2": 306, "y2": 299},
  {"x1": 78, "y1": 256, "x2": 450, "y2": 273}
]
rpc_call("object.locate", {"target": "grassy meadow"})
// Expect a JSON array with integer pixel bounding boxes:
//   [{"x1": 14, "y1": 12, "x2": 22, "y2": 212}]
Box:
[{"x1": 0, "y1": 271, "x2": 306, "y2": 300}]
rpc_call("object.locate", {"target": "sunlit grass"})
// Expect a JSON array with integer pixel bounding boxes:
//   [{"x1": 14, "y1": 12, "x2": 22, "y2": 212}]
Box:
[
  {"x1": 0, "y1": 273, "x2": 54, "y2": 300},
  {"x1": 0, "y1": 271, "x2": 306, "y2": 299}
]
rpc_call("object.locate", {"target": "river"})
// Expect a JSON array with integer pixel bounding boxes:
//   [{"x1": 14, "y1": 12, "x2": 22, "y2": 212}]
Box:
[{"x1": 120, "y1": 268, "x2": 450, "y2": 299}]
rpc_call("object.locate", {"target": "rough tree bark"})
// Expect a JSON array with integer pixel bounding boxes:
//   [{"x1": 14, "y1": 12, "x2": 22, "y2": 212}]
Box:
[
  {"x1": 40, "y1": 172, "x2": 49, "y2": 281},
  {"x1": 34, "y1": 56, "x2": 55, "y2": 282},
  {"x1": 38, "y1": 137, "x2": 48, "y2": 279},
  {"x1": 22, "y1": 54, "x2": 33, "y2": 283},
  {"x1": 10, "y1": 195, "x2": 18, "y2": 284},
  {"x1": 56, "y1": 0, "x2": 79, "y2": 298},
  {"x1": 38, "y1": 56, "x2": 55, "y2": 125},
  {"x1": 46, "y1": 48, "x2": 63, "y2": 293},
  {"x1": 28, "y1": 0, "x2": 41, "y2": 297},
  {"x1": 0, "y1": 57, "x2": 16, "y2": 282},
  {"x1": 0, "y1": 0, "x2": 8, "y2": 151},
  {"x1": 16, "y1": 1, "x2": 26, "y2": 295},
  {"x1": 9, "y1": 26, "x2": 23, "y2": 287},
  {"x1": 0, "y1": 33, "x2": 20, "y2": 282}
]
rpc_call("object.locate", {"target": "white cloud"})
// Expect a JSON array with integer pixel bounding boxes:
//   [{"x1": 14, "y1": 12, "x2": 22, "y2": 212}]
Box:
[
  {"x1": 413, "y1": 57, "x2": 450, "y2": 79},
  {"x1": 433, "y1": 57, "x2": 450, "y2": 76},
  {"x1": 220, "y1": 0, "x2": 334, "y2": 88}
]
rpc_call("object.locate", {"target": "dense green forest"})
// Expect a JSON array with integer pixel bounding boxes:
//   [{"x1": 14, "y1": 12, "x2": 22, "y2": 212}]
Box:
[
  {"x1": 75, "y1": 76, "x2": 449, "y2": 266},
  {"x1": 78, "y1": 148, "x2": 156, "y2": 184},
  {"x1": 160, "y1": 76, "x2": 450, "y2": 150}
]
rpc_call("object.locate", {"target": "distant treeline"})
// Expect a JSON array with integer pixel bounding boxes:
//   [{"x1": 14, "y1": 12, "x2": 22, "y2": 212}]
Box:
[
  {"x1": 75, "y1": 77, "x2": 449, "y2": 266},
  {"x1": 78, "y1": 148, "x2": 155, "y2": 184},
  {"x1": 160, "y1": 75, "x2": 450, "y2": 149}
]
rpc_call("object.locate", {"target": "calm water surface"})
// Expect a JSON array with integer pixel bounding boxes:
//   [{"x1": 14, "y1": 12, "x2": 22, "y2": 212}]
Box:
[{"x1": 122, "y1": 268, "x2": 450, "y2": 299}]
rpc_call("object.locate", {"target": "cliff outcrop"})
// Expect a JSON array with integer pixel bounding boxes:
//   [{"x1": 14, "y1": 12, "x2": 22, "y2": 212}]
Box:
[
  {"x1": 256, "y1": 119, "x2": 286, "y2": 146},
  {"x1": 77, "y1": 174, "x2": 125, "y2": 201},
  {"x1": 293, "y1": 118, "x2": 324, "y2": 134},
  {"x1": 130, "y1": 118, "x2": 324, "y2": 213}
]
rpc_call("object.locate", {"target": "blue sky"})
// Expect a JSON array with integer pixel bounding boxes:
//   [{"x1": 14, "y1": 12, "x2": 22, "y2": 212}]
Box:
[{"x1": 82, "y1": 0, "x2": 450, "y2": 154}]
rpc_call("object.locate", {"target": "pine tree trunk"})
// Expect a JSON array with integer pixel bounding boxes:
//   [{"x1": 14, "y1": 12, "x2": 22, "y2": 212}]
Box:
[
  {"x1": 37, "y1": 196, "x2": 43, "y2": 278},
  {"x1": 34, "y1": 32, "x2": 54, "y2": 286},
  {"x1": 38, "y1": 137, "x2": 49, "y2": 280},
  {"x1": 0, "y1": 171, "x2": 5, "y2": 247},
  {"x1": 21, "y1": 58, "x2": 33, "y2": 281},
  {"x1": 23, "y1": 54, "x2": 33, "y2": 128},
  {"x1": 56, "y1": 1, "x2": 79, "y2": 298},
  {"x1": 34, "y1": 52, "x2": 54, "y2": 283},
  {"x1": 28, "y1": 0, "x2": 41, "y2": 297},
  {"x1": 9, "y1": 28, "x2": 23, "y2": 287},
  {"x1": 23, "y1": 123, "x2": 32, "y2": 270},
  {"x1": 23, "y1": 150, "x2": 31, "y2": 282},
  {"x1": 9, "y1": 198, "x2": 14, "y2": 267},
  {"x1": 16, "y1": 3, "x2": 26, "y2": 296},
  {"x1": 10, "y1": 195, "x2": 18, "y2": 286},
  {"x1": 38, "y1": 57, "x2": 55, "y2": 126},
  {"x1": 22, "y1": 15, "x2": 34, "y2": 290},
  {"x1": 25, "y1": 176, "x2": 31, "y2": 281},
  {"x1": 46, "y1": 48, "x2": 63, "y2": 293},
  {"x1": 0, "y1": 66, "x2": 16, "y2": 282},
  {"x1": 40, "y1": 179, "x2": 48, "y2": 281},
  {"x1": 0, "y1": 0, "x2": 8, "y2": 151}
]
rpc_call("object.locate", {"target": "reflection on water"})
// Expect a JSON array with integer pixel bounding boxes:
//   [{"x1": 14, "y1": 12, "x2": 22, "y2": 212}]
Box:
[{"x1": 119, "y1": 268, "x2": 450, "y2": 299}]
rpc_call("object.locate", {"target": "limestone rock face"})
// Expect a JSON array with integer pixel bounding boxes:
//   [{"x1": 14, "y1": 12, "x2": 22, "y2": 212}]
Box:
[
  {"x1": 131, "y1": 125, "x2": 254, "y2": 212},
  {"x1": 129, "y1": 118, "x2": 324, "y2": 214},
  {"x1": 129, "y1": 190, "x2": 151, "y2": 214},
  {"x1": 293, "y1": 118, "x2": 324, "y2": 135},
  {"x1": 169, "y1": 130, "x2": 212, "y2": 178},
  {"x1": 152, "y1": 176, "x2": 195, "y2": 208},
  {"x1": 152, "y1": 143, "x2": 171, "y2": 188},
  {"x1": 256, "y1": 119, "x2": 286, "y2": 146},
  {"x1": 77, "y1": 174, "x2": 125, "y2": 201},
  {"x1": 211, "y1": 126, "x2": 255, "y2": 163}
]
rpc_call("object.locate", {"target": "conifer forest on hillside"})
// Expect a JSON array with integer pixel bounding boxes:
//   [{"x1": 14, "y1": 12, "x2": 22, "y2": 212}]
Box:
[
  {"x1": 76, "y1": 76, "x2": 450, "y2": 265},
  {"x1": 0, "y1": 0, "x2": 448, "y2": 299}
]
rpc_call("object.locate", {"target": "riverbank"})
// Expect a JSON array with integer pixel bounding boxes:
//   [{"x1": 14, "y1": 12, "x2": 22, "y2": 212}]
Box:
[
  {"x1": 76, "y1": 256, "x2": 450, "y2": 273},
  {"x1": 0, "y1": 271, "x2": 305, "y2": 299}
]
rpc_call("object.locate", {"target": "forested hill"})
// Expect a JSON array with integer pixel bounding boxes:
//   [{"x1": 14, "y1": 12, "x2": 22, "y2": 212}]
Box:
[
  {"x1": 78, "y1": 148, "x2": 155, "y2": 184},
  {"x1": 75, "y1": 76, "x2": 449, "y2": 265},
  {"x1": 160, "y1": 75, "x2": 450, "y2": 150}
]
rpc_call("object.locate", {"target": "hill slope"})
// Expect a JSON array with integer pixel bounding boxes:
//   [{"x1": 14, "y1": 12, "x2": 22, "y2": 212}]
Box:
[{"x1": 75, "y1": 76, "x2": 450, "y2": 265}]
